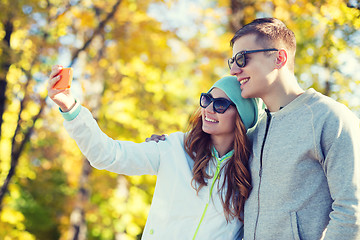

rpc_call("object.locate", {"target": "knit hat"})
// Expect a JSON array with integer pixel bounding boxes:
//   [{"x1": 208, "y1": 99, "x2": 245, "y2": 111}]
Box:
[{"x1": 208, "y1": 76, "x2": 259, "y2": 130}]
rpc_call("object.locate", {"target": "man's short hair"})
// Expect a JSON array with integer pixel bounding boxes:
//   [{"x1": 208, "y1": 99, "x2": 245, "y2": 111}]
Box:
[{"x1": 230, "y1": 18, "x2": 296, "y2": 70}]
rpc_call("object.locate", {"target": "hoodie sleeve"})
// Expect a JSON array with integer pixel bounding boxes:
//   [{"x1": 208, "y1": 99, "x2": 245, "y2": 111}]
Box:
[{"x1": 63, "y1": 106, "x2": 160, "y2": 176}]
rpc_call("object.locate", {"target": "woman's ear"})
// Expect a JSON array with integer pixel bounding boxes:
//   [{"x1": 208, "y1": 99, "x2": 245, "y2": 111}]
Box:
[{"x1": 275, "y1": 49, "x2": 287, "y2": 69}]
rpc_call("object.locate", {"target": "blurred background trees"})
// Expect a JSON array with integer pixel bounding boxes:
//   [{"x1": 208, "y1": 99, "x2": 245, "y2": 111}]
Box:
[{"x1": 0, "y1": 0, "x2": 359, "y2": 239}]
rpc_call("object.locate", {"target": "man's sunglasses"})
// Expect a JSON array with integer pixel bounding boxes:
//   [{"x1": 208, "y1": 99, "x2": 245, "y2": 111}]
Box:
[
  {"x1": 228, "y1": 48, "x2": 278, "y2": 69},
  {"x1": 200, "y1": 93, "x2": 235, "y2": 114}
]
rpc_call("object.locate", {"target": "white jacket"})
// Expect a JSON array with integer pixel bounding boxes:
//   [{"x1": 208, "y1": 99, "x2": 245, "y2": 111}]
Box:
[{"x1": 63, "y1": 106, "x2": 242, "y2": 240}]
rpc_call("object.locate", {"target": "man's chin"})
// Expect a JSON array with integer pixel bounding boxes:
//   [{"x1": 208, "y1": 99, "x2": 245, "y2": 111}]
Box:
[{"x1": 241, "y1": 90, "x2": 252, "y2": 99}]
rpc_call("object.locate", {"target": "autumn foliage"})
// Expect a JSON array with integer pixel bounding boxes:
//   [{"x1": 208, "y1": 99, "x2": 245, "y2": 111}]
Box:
[{"x1": 0, "y1": 0, "x2": 359, "y2": 239}]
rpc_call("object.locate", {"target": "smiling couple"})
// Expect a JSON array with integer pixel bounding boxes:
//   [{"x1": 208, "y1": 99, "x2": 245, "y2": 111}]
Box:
[{"x1": 48, "y1": 18, "x2": 360, "y2": 240}]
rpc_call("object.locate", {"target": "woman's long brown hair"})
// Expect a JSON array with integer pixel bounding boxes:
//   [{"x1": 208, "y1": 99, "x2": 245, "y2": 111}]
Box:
[{"x1": 184, "y1": 108, "x2": 252, "y2": 222}]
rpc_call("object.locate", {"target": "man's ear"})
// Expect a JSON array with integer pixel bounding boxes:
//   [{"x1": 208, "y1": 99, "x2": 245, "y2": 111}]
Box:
[{"x1": 275, "y1": 49, "x2": 287, "y2": 69}]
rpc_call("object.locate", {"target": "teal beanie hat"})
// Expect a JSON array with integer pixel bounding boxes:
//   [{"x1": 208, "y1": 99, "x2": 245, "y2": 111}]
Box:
[{"x1": 208, "y1": 76, "x2": 259, "y2": 130}]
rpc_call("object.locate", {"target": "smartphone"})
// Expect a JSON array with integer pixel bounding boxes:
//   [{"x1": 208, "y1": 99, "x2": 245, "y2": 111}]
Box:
[{"x1": 53, "y1": 67, "x2": 73, "y2": 90}]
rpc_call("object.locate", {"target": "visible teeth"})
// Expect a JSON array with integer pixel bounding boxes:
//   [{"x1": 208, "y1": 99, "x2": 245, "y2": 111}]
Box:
[
  {"x1": 240, "y1": 78, "x2": 249, "y2": 85},
  {"x1": 205, "y1": 116, "x2": 218, "y2": 123}
]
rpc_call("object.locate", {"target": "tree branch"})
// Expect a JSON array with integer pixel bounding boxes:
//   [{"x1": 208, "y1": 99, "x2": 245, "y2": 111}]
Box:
[
  {"x1": 347, "y1": 2, "x2": 360, "y2": 10},
  {"x1": 70, "y1": 0, "x2": 123, "y2": 66},
  {"x1": 0, "y1": 98, "x2": 46, "y2": 208}
]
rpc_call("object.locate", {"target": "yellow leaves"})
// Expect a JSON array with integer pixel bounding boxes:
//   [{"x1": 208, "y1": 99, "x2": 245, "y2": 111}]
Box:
[
  {"x1": 23, "y1": 39, "x2": 33, "y2": 51},
  {"x1": 167, "y1": 39, "x2": 195, "y2": 63},
  {"x1": 51, "y1": 19, "x2": 71, "y2": 37},
  {"x1": 319, "y1": 0, "x2": 359, "y2": 25},
  {"x1": 353, "y1": 16, "x2": 360, "y2": 28},
  {"x1": 0, "y1": 138, "x2": 11, "y2": 168},
  {"x1": 220, "y1": 32, "x2": 234, "y2": 52},
  {"x1": 217, "y1": 0, "x2": 230, "y2": 7},
  {"x1": 6, "y1": 66, "x2": 23, "y2": 85},
  {"x1": 21, "y1": 101, "x2": 38, "y2": 121},
  {"x1": 109, "y1": 101, "x2": 133, "y2": 121},
  {"x1": 126, "y1": 222, "x2": 142, "y2": 236},
  {"x1": 10, "y1": 29, "x2": 28, "y2": 51},
  {"x1": 353, "y1": 47, "x2": 360, "y2": 57},
  {"x1": 72, "y1": 8, "x2": 97, "y2": 28},
  {"x1": 4, "y1": 232, "x2": 35, "y2": 240},
  {"x1": 99, "y1": 58, "x2": 109, "y2": 68},
  {"x1": 1, "y1": 1, "x2": 358, "y2": 239},
  {"x1": 274, "y1": 6, "x2": 291, "y2": 22},
  {"x1": 91, "y1": 175, "x2": 153, "y2": 239},
  {"x1": 289, "y1": 2, "x2": 302, "y2": 15},
  {"x1": 0, "y1": 207, "x2": 28, "y2": 236},
  {"x1": 57, "y1": 24, "x2": 68, "y2": 37},
  {"x1": 333, "y1": 71, "x2": 347, "y2": 88},
  {"x1": 61, "y1": 143, "x2": 83, "y2": 185},
  {"x1": 320, "y1": 4, "x2": 341, "y2": 21},
  {"x1": 17, "y1": 155, "x2": 37, "y2": 180},
  {"x1": 144, "y1": 72, "x2": 162, "y2": 94},
  {"x1": 128, "y1": 3, "x2": 138, "y2": 12},
  {"x1": 0, "y1": 23, "x2": 5, "y2": 42},
  {"x1": 304, "y1": 2, "x2": 317, "y2": 13},
  {"x1": 38, "y1": 0, "x2": 48, "y2": 9},
  {"x1": 0, "y1": 193, "x2": 37, "y2": 238},
  {"x1": 243, "y1": 5, "x2": 256, "y2": 19}
]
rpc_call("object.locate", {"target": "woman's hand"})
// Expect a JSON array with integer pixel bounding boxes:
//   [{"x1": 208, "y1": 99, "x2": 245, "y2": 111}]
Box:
[{"x1": 47, "y1": 65, "x2": 76, "y2": 112}]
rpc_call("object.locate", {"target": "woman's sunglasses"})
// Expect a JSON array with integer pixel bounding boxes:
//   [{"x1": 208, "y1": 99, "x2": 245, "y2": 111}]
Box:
[
  {"x1": 228, "y1": 48, "x2": 278, "y2": 69},
  {"x1": 200, "y1": 93, "x2": 235, "y2": 114}
]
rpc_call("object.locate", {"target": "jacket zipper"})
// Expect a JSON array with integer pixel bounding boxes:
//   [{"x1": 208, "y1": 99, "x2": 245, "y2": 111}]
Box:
[
  {"x1": 253, "y1": 109, "x2": 272, "y2": 240},
  {"x1": 192, "y1": 149, "x2": 233, "y2": 240}
]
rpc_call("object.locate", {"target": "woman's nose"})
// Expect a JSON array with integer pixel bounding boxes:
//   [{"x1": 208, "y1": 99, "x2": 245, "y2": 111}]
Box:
[{"x1": 205, "y1": 102, "x2": 215, "y2": 113}]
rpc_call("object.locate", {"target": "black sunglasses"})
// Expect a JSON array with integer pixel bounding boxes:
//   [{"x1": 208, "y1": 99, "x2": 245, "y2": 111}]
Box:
[
  {"x1": 228, "y1": 48, "x2": 278, "y2": 69},
  {"x1": 200, "y1": 93, "x2": 235, "y2": 114}
]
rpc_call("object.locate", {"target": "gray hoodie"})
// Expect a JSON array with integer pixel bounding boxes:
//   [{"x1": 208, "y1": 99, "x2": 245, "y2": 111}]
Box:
[{"x1": 244, "y1": 89, "x2": 360, "y2": 240}]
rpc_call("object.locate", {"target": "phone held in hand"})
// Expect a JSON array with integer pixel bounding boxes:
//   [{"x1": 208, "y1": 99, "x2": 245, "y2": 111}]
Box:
[{"x1": 53, "y1": 67, "x2": 73, "y2": 90}]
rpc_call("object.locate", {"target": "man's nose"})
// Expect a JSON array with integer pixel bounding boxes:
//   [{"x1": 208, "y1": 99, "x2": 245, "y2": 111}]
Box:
[{"x1": 230, "y1": 64, "x2": 242, "y2": 75}]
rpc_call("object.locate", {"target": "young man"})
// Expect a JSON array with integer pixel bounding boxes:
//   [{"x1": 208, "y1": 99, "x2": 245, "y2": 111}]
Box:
[{"x1": 228, "y1": 17, "x2": 360, "y2": 240}]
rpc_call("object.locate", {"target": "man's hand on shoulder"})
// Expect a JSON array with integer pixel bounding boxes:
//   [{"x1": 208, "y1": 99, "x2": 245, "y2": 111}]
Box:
[{"x1": 145, "y1": 134, "x2": 167, "y2": 143}]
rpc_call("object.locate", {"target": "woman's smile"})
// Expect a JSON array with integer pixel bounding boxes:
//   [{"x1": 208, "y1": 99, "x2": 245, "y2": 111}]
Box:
[{"x1": 204, "y1": 116, "x2": 219, "y2": 123}]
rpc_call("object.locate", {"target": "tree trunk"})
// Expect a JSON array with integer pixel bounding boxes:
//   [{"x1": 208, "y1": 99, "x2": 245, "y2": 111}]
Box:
[
  {"x1": 0, "y1": 19, "x2": 14, "y2": 139},
  {"x1": 68, "y1": 159, "x2": 92, "y2": 240}
]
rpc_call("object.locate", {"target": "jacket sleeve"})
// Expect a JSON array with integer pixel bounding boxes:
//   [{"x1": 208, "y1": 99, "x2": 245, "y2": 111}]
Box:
[
  {"x1": 320, "y1": 109, "x2": 360, "y2": 240},
  {"x1": 63, "y1": 106, "x2": 160, "y2": 176}
]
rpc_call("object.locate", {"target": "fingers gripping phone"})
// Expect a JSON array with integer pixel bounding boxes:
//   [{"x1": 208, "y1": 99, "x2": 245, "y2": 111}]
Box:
[{"x1": 53, "y1": 67, "x2": 73, "y2": 90}]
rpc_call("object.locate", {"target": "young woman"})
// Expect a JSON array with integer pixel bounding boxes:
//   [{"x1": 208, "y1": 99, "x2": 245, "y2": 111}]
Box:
[{"x1": 48, "y1": 66, "x2": 259, "y2": 239}]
